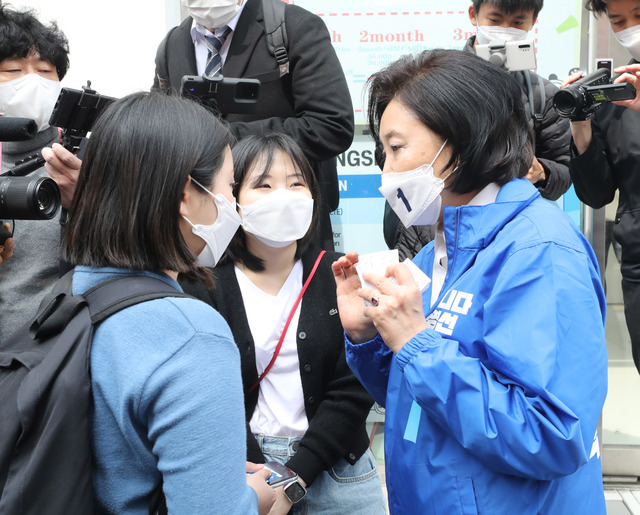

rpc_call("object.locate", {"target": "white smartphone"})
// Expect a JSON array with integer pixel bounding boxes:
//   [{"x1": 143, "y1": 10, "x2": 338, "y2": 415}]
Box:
[{"x1": 476, "y1": 39, "x2": 537, "y2": 72}]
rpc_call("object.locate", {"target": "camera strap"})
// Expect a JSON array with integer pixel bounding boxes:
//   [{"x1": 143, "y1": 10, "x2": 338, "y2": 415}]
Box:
[{"x1": 248, "y1": 250, "x2": 326, "y2": 394}]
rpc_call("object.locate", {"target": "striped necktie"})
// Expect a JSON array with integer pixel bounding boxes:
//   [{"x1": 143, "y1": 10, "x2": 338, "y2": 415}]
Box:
[{"x1": 204, "y1": 26, "x2": 232, "y2": 78}]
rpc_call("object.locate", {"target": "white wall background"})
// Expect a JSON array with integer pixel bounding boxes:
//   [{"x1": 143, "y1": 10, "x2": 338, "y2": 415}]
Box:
[{"x1": 8, "y1": 0, "x2": 182, "y2": 98}]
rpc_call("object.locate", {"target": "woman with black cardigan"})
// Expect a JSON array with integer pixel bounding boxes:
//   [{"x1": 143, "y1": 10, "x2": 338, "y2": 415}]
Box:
[{"x1": 183, "y1": 133, "x2": 385, "y2": 515}]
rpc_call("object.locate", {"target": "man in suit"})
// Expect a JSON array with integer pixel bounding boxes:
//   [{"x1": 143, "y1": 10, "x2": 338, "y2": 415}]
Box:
[{"x1": 153, "y1": 0, "x2": 354, "y2": 251}]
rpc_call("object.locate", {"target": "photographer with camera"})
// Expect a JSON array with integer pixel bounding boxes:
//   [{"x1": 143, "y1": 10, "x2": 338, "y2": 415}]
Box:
[
  {"x1": 0, "y1": 5, "x2": 70, "y2": 342},
  {"x1": 153, "y1": 0, "x2": 354, "y2": 252},
  {"x1": 565, "y1": 0, "x2": 640, "y2": 376}
]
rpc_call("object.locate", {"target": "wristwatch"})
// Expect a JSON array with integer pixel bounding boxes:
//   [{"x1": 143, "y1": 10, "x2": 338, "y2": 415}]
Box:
[{"x1": 283, "y1": 479, "x2": 307, "y2": 503}]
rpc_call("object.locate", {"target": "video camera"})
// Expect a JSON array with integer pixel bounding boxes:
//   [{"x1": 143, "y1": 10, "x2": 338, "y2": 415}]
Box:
[
  {"x1": 180, "y1": 75, "x2": 260, "y2": 115},
  {"x1": 552, "y1": 68, "x2": 637, "y2": 121},
  {"x1": 0, "y1": 82, "x2": 116, "y2": 244},
  {"x1": 475, "y1": 39, "x2": 537, "y2": 72}
]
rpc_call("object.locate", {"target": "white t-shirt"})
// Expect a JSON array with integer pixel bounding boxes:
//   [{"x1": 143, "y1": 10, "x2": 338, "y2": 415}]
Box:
[{"x1": 236, "y1": 260, "x2": 309, "y2": 437}]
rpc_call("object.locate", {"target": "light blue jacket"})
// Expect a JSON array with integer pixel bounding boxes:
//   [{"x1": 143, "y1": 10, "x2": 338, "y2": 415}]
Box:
[
  {"x1": 346, "y1": 179, "x2": 607, "y2": 514},
  {"x1": 73, "y1": 267, "x2": 258, "y2": 514}
]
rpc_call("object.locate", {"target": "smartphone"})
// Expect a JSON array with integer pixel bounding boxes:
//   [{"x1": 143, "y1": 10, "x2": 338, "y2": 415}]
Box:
[
  {"x1": 180, "y1": 75, "x2": 260, "y2": 115},
  {"x1": 476, "y1": 39, "x2": 537, "y2": 72},
  {"x1": 263, "y1": 461, "x2": 298, "y2": 488},
  {"x1": 596, "y1": 58, "x2": 613, "y2": 75}
]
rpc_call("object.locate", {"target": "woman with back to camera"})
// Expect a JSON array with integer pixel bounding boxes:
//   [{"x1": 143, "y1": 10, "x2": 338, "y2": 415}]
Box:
[
  {"x1": 183, "y1": 133, "x2": 386, "y2": 515},
  {"x1": 63, "y1": 92, "x2": 274, "y2": 514},
  {"x1": 332, "y1": 49, "x2": 608, "y2": 514}
]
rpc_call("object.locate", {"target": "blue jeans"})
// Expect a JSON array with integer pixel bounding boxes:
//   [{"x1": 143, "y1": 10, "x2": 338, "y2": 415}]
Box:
[{"x1": 254, "y1": 434, "x2": 387, "y2": 515}]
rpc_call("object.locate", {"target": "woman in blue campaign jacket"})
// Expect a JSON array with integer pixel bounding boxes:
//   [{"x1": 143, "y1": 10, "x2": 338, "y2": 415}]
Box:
[{"x1": 332, "y1": 49, "x2": 608, "y2": 514}]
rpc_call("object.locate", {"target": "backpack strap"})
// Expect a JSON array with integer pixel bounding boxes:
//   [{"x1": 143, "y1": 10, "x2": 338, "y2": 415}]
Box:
[
  {"x1": 156, "y1": 25, "x2": 178, "y2": 93},
  {"x1": 524, "y1": 70, "x2": 546, "y2": 130},
  {"x1": 29, "y1": 274, "x2": 191, "y2": 340},
  {"x1": 262, "y1": 0, "x2": 289, "y2": 77},
  {"x1": 83, "y1": 275, "x2": 192, "y2": 324}
]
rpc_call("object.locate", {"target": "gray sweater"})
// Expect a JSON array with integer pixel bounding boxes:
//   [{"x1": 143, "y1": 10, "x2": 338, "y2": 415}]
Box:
[{"x1": 0, "y1": 127, "x2": 62, "y2": 343}]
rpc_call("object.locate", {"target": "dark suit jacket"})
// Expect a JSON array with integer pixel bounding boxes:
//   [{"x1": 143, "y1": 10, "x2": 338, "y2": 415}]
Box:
[
  {"x1": 153, "y1": 0, "x2": 354, "y2": 238},
  {"x1": 181, "y1": 248, "x2": 373, "y2": 486}
]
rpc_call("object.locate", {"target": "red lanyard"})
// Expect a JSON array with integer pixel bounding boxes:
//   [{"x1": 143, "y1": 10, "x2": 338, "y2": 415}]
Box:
[{"x1": 248, "y1": 251, "x2": 326, "y2": 393}]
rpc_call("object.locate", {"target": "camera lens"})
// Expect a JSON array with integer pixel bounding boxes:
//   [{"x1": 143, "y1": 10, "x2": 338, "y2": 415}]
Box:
[
  {"x1": 36, "y1": 180, "x2": 58, "y2": 216},
  {"x1": 553, "y1": 88, "x2": 583, "y2": 117},
  {"x1": 0, "y1": 176, "x2": 61, "y2": 220}
]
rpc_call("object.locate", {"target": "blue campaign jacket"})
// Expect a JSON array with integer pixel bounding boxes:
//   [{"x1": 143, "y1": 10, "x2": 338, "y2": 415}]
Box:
[{"x1": 346, "y1": 179, "x2": 607, "y2": 514}]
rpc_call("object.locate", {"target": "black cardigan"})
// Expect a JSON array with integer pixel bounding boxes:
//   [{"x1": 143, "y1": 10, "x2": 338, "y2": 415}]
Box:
[{"x1": 182, "y1": 248, "x2": 373, "y2": 485}]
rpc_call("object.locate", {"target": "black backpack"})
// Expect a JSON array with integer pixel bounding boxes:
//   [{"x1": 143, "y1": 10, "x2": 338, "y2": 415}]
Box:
[{"x1": 0, "y1": 273, "x2": 190, "y2": 514}]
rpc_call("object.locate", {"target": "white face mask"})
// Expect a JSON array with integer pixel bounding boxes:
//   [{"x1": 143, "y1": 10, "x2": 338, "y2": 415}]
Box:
[
  {"x1": 0, "y1": 74, "x2": 61, "y2": 132},
  {"x1": 182, "y1": 0, "x2": 241, "y2": 29},
  {"x1": 183, "y1": 177, "x2": 242, "y2": 267},
  {"x1": 379, "y1": 139, "x2": 456, "y2": 227},
  {"x1": 613, "y1": 24, "x2": 640, "y2": 62},
  {"x1": 239, "y1": 188, "x2": 314, "y2": 248},
  {"x1": 475, "y1": 24, "x2": 528, "y2": 45}
]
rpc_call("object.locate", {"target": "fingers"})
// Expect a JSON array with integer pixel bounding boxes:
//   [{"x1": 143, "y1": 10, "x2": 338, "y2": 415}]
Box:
[
  {"x1": 0, "y1": 237, "x2": 14, "y2": 265},
  {"x1": 561, "y1": 71, "x2": 583, "y2": 89},
  {"x1": 612, "y1": 71, "x2": 639, "y2": 85},
  {"x1": 43, "y1": 143, "x2": 81, "y2": 210},
  {"x1": 42, "y1": 143, "x2": 82, "y2": 173},
  {"x1": 331, "y1": 252, "x2": 360, "y2": 278},
  {"x1": 357, "y1": 263, "x2": 417, "y2": 304},
  {"x1": 255, "y1": 468, "x2": 271, "y2": 481},
  {"x1": 53, "y1": 143, "x2": 82, "y2": 165},
  {"x1": 246, "y1": 461, "x2": 264, "y2": 474},
  {"x1": 614, "y1": 64, "x2": 640, "y2": 75}
]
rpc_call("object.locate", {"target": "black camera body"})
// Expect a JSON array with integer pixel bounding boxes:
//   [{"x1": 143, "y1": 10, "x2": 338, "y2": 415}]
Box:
[
  {"x1": 553, "y1": 68, "x2": 637, "y2": 121},
  {"x1": 180, "y1": 75, "x2": 260, "y2": 114}
]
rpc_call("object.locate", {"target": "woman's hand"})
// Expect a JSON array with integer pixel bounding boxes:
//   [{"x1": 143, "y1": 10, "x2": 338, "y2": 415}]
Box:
[
  {"x1": 332, "y1": 252, "x2": 378, "y2": 343},
  {"x1": 267, "y1": 476, "x2": 307, "y2": 515},
  {"x1": 358, "y1": 263, "x2": 427, "y2": 354},
  {"x1": 246, "y1": 462, "x2": 276, "y2": 515},
  {"x1": 266, "y1": 486, "x2": 293, "y2": 515},
  {"x1": 613, "y1": 64, "x2": 640, "y2": 113}
]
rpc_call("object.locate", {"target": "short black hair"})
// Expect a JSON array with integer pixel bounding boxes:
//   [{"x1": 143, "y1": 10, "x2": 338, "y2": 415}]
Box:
[
  {"x1": 472, "y1": 0, "x2": 544, "y2": 20},
  {"x1": 0, "y1": 5, "x2": 70, "y2": 79},
  {"x1": 223, "y1": 133, "x2": 321, "y2": 271},
  {"x1": 584, "y1": 0, "x2": 609, "y2": 15},
  {"x1": 367, "y1": 49, "x2": 534, "y2": 195},
  {"x1": 64, "y1": 92, "x2": 233, "y2": 286}
]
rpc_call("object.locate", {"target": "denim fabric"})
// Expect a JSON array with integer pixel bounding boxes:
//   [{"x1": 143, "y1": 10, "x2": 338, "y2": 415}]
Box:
[{"x1": 254, "y1": 434, "x2": 387, "y2": 514}]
